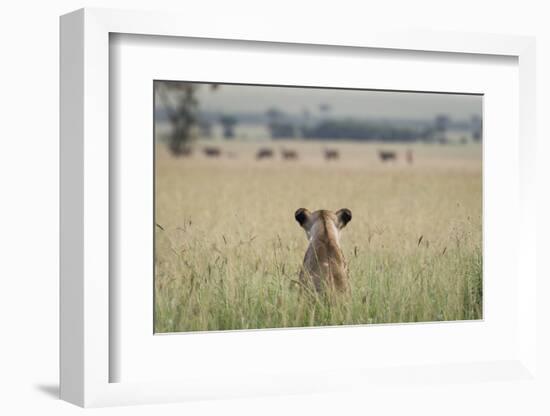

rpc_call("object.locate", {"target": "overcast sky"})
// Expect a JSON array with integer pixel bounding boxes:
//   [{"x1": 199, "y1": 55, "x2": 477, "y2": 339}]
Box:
[{"x1": 192, "y1": 83, "x2": 482, "y2": 121}]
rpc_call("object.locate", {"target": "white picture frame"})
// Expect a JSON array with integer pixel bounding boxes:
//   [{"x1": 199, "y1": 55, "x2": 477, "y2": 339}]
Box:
[{"x1": 60, "y1": 7, "x2": 538, "y2": 408}]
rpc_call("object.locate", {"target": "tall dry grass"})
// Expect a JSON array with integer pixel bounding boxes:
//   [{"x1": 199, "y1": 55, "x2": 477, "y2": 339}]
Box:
[{"x1": 154, "y1": 141, "x2": 482, "y2": 332}]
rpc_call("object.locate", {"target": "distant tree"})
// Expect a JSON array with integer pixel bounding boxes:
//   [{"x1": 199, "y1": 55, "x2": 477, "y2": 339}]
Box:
[
  {"x1": 471, "y1": 114, "x2": 482, "y2": 142},
  {"x1": 266, "y1": 108, "x2": 296, "y2": 139},
  {"x1": 302, "y1": 120, "x2": 417, "y2": 142},
  {"x1": 433, "y1": 114, "x2": 451, "y2": 144},
  {"x1": 220, "y1": 115, "x2": 237, "y2": 139},
  {"x1": 435, "y1": 114, "x2": 451, "y2": 132},
  {"x1": 155, "y1": 82, "x2": 219, "y2": 155}
]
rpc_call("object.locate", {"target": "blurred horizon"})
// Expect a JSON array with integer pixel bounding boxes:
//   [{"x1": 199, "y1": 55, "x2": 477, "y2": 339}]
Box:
[
  {"x1": 156, "y1": 82, "x2": 481, "y2": 118},
  {"x1": 154, "y1": 81, "x2": 483, "y2": 153}
]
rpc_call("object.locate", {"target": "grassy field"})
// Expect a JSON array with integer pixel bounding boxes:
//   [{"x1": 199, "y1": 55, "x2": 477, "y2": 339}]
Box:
[{"x1": 154, "y1": 140, "x2": 482, "y2": 333}]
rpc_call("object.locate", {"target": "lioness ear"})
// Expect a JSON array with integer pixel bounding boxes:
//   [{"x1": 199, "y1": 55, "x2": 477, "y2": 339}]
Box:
[
  {"x1": 294, "y1": 208, "x2": 311, "y2": 227},
  {"x1": 336, "y1": 208, "x2": 352, "y2": 229}
]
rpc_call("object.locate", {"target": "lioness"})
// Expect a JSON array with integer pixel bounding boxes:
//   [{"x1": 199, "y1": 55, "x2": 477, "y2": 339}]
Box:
[{"x1": 294, "y1": 208, "x2": 352, "y2": 293}]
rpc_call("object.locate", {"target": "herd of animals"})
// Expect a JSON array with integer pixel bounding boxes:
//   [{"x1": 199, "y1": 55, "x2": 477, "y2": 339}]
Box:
[
  {"x1": 187, "y1": 146, "x2": 414, "y2": 163},
  {"x1": 174, "y1": 147, "x2": 413, "y2": 294}
]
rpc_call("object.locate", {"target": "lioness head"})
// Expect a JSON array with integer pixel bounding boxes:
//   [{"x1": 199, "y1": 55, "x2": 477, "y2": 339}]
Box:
[{"x1": 294, "y1": 208, "x2": 352, "y2": 241}]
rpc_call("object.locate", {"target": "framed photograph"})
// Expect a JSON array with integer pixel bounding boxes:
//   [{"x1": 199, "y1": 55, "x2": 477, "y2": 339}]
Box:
[
  {"x1": 151, "y1": 81, "x2": 483, "y2": 334},
  {"x1": 60, "y1": 8, "x2": 538, "y2": 408}
]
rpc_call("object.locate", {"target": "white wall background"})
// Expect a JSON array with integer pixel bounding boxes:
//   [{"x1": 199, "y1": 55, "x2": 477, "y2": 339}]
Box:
[{"x1": 0, "y1": 1, "x2": 548, "y2": 415}]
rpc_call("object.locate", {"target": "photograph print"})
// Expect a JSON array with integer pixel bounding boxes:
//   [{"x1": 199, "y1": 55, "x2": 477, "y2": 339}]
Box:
[{"x1": 154, "y1": 81, "x2": 482, "y2": 333}]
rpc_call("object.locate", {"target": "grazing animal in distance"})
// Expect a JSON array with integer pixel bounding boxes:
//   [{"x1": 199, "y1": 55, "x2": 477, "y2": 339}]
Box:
[
  {"x1": 294, "y1": 208, "x2": 352, "y2": 293},
  {"x1": 203, "y1": 146, "x2": 221, "y2": 157},
  {"x1": 378, "y1": 150, "x2": 397, "y2": 162},
  {"x1": 173, "y1": 146, "x2": 193, "y2": 157},
  {"x1": 281, "y1": 148, "x2": 298, "y2": 160},
  {"x1": 324, "y1": 148, "x2": 339, "y2": 161},
  {"x1": 256, "y1": 148, "x2": 274, "y2": 160}
]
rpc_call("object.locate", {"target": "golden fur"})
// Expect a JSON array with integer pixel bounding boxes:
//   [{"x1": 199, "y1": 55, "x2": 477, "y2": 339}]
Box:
[{"x1": 295, "y1": 208, "x2": 352, "y2": 293}]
